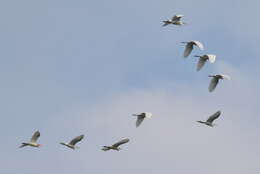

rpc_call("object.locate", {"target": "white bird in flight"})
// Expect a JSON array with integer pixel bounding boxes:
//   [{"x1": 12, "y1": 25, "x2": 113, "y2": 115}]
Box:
[
  {"x1": 60, "y1": 134, "x2": 84, "y2": 150},
  {"x1": 132, "y1": 112, "x2": 152, "y2": 127},
  {"x1": 162, "y1": 14, "x2": 186, "y2": 26},
  {"x1": 182, "y1": 41, "x2": 204, "y2": 58},
  {"x1": 102, "y1": 138, "x2": 130, "y2": 151},
  {"x1": 19, "y1": 131, "x2": 41, "y2": 148},
  {"x1": 208, "y1": 74, "x2": 230, "y2": 92},
  {"x1": 197, "y1": 111, "x2": 221, "y2": 127},
  {"x1": 194, "y1": 54, "x2": 216, "y2": 71}
]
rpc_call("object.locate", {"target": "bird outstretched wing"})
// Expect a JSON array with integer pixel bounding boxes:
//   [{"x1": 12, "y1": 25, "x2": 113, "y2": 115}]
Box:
[
  {"x1": 206, "y1": 54, "x2": 216, "y2": 63},
  {"x1": 209, "y1": 76, "x2": 219, "y2": 92},
  {"x1": 197, "y1": 57, "x2": 207, "y2": 71},
  {"x1": 192, "y1": 41, "x2": 204, "y2": 50},
  {"x1": 172, "y1": 14, "x2": 183, "y2": 21},
  {"x1": 221, "y1": 74, "x2": 231, "y2": 80},
  {"x1": 136, "y1": 116, "x2": 145, "y2": 127},
  {"x1": 112, "y1": 138, "x2": 130, "y2": 147},
  {"x1": 69, "y1": 135, "x2": 84, "y2": 145},
  {"x1": 30, "y1": 131, "x2": 40, "y2": 143},
  {"x1": 184, "y1": 43, "x2": 193, "y2": 58},
  {"x1": 207, "y1": 111, "x2": 221, "y2": 123}
]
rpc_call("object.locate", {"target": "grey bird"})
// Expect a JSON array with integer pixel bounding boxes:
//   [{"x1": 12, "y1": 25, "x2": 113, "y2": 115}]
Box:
[
  {"x1": 102, "y1": 138, "x2": 130, "y2": 151},
  {"x1": 132, "y1": 112, "x2": 152, "y2": 127},
  {"x1": 208, "y1": 74, "x2": 230, "y2": 92},
  {"x1": 197, "y1": 111, "x2": 221, "y2": 127},
  {"x1": 182, "y1": 41, "x2": 204, "y2": 58},
  {"x1": 194, "y1": 54, "x2": 216, "y2": 71},
  {"x1": 19, "y1": 131, "x2": 41, "y2": 148},
  {"x1": 162, "y1": 14, "x2": 186, "y2": 26},
  {"x1": 60, "y1": 135, "x2": 84, "y2": 150}
]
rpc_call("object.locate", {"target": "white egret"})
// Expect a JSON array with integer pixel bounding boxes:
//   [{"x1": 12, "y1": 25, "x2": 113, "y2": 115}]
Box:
[
  {"x1": 194, "y1": 54, "x2": 216, "y2": 71},
  {"x1": 60, "y1": 134, "x2": 84, "y2": 150},
  {"x1": 102, "y1": 138, "x2": 130, "y2": 151},
  {"x1": 132, "y1": 112, "x2": 152, "y2": 127},
  {"x1": 19, "y1": 131, "x2": 41, "y2": 148},
  {"x1": 197, "y1": 111, "x2": 221, "y2": 127},
  {"x1": 182, "y1": 41, "x2": 204, "y2": 58},
  {"x1": 162, "y1": 14, "x2": 186, "y2": 26},
  {"x1": 208, "y1": 74, "x2": 230, "y2": 92}
]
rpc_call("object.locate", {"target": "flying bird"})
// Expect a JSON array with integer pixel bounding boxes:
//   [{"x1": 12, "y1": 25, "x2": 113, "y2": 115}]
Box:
[
  {"x1": 162, "y1": 14, "x2": 186, "y2": 26},
  {"x1": 60, "y1": 134, "x2": 84, "y2": 150},
  {"x1": 182, "y1": 41, "x2": 204, "y2": 58},
  {"x1": 197, "y1": 111, "x2": 221, "y2": 127},
  {"x1": 19, "y1": 131, "x2": 41, "y2": 148},
  {"x1": 132, "y1": 112, "x2": 152, "y2": 127},
  {"x1": 208, "y1": 74, "x2": 230, "y2": 92},
  {"x1": 194, "y1": 54, "x2": 216, "y2": 71},
  {"x1": 102, "y1": 138, "x2": 130, "y2": 151}
]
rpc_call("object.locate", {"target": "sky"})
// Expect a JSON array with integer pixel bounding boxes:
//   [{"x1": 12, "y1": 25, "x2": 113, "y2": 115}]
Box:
[{"x1": 1, "y1": 0, "x2": 260, "y2": 173}]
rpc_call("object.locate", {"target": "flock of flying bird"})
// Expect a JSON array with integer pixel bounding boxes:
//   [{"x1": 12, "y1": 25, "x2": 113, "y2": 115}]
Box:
[{"x1": 19, "y1": 14, "x2": 230, "y2": 151}]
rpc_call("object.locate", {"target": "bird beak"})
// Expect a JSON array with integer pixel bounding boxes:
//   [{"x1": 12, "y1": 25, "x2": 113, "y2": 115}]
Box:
[{"x1": 194, "y1": 55, "x2": 200, "y2": 57}]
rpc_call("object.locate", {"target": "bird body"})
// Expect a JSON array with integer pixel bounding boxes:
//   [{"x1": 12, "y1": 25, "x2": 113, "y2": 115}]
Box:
[
  {"x1": 19, "y1": 131, "x2": 41, "y2": 148},
  {"x1": 208, "y1": 74, "x2": 230, "y2": 92},
  {"x1": 162, "y1": 14, "x2": 186, "y2": 26},
  {"x1": 133, "y1": 112, "x2": 152, "y2": 127},
  {"x1": 182, "y1": 41, "x2": 204, "y2": 58},
  {"x1": 197, "y1": 111, "x2": 221, "y2": 127},
  {"x1": 60, "y1": 134, "x2": 84, "y2": 150},
  {"x1": 194, "y1": 54, "x2": 216, "y2": 71},
  {"x1": 102, "y1": 138, "x2": 129, "y2": 151}
]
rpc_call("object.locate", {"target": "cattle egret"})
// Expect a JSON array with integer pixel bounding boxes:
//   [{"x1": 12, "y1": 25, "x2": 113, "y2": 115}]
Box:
[
  {"x1": 132, "y1": 112, "x2": 152, "y2": 127},
  {"x1": 197, "y1": 111, "x2": 221, "y2": 127},
  {"x1": 60, "y1": 135, "x2": 84, "y2": 150},
  {"x1": 182, "y1": 41, "x2": 204, "y2": 58},
  {"x1": 162, "y1": 14, "x2": 186, "y2": 26},
  {"x1": 102, "y1": 138, "x2": 130, "y2": 151},
  {"x1": 208, "y1": 74, "x2": 230, "y2": 92},
  {"x1": 19, "y1": 131, "x2": 41, "y2": 148},
  {"x1": 194, "y1": 54, "x2": 216, "y2": 71}
]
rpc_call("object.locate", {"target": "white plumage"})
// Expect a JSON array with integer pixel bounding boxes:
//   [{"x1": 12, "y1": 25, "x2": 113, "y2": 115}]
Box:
[
  {"x1": 208, "y1": 74, "x2": 230, "y2": 92},
  {"x1": 182, "y1": 41, "x2": 204, "y2": 58},
  {"x1": 132, "y1": 112, "x2": 152, "y2": 127}
]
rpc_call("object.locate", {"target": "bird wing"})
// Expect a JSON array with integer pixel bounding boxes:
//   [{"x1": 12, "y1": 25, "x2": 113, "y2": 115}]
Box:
[
  {"x1": 207, "y1": 111, "x2": 221, "y2": 123},
  {"x1": 30, "y1": 131, "x2": 40, "y2": 143},
  {"x1": 144, "y1": 112, "x2": 152, "y2": 118},
  {"x1": 172, "y1": 14, "x2": 183, "y2": 21},
  {"x1": 136, "y1": 116, "x2": 145, "y2": 127},
  {"x1": 192, "y1": 41, "x2": 204, "y2": 50},
  {"x1": 197, "y1": 57, "x2": 207, "y2": 71},
  {"x1": 112, "y1": 138, "x2": 130, "y2": 147},
  {"x1": 208, "y1": 77, "x2": 219, "y2": 92},
  {"x1": 69, "y1": 135, "x2": 84, "y2": 145},
  {"x1": 220, "y1": 74, "x2": 231, "y2": 80},
  {"x1": 206, "y1": 54, "x2": 216, "y2": 63},
  {"x1": 183, "y1": 43, "x2": 193, "y2": 58}
]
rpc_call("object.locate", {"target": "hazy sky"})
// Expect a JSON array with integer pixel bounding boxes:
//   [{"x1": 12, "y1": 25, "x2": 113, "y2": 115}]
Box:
[{"x1": 1, "y1": 0, "x2": 260, "y2": 173}]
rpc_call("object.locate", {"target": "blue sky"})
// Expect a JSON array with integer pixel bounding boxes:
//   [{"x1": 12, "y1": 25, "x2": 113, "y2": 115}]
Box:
[{"x1": 1, "y1": 0, "x2": 260, "y2": 173}]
